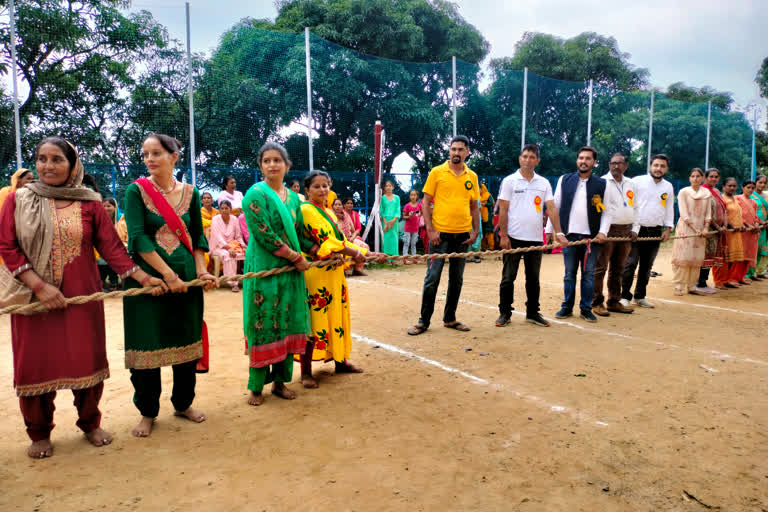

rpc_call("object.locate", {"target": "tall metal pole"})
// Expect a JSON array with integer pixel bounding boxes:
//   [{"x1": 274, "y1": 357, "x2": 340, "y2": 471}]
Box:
[
  {"x1": 752, "y1": 109, "x2": 758, "y2": 180},
  {"x1": 646, "y1": 92, "x2": 655, "y2": 172},
  {"x1": 185, "y1": 3, "x2": 196, "y2": 186},
  {"x1": 305, "y1": 27, "x2": 314, "y2": 171},
  {"x1": 586, "y1": 79, "x2": 593, "y2": 146},
  {"x1": 9, "y1": 0, "x2": 23, "y2": 168},
  {"x1": 452, "y1": 56, "x2": 457, "y2": 137},
  {"x1": 704, "y1": 100, "x2": 711, "y2": 171},
  {"x1": 521, "y1": 67, "x2": 528, "y2": 151}
]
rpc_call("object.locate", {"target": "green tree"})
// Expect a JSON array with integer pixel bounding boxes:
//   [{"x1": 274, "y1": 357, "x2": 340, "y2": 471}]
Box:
[
  {"x1": 756, "y1": 57, "x2": 768, "y2": 99},
  {"x1": 197, "y1": 0, "x2": 489, "y2": 181},
  {"x1": 664, "y1": 82, "x2": 734, "y2": 110},
  {"x1": 0, "y1": 0, "x2": 167, "y2": 166}
]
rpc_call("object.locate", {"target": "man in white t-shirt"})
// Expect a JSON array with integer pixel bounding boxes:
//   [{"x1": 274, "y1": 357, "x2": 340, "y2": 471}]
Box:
[{"x1": 496, "y1": 144, "x2": 568, "y2": 327}]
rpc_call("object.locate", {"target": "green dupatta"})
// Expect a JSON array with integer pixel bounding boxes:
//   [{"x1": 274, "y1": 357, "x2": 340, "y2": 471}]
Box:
[
  {"x1": 751, "y1": 191, "x2": 768, "y2": 255},
  {"x1": 256, "y1": 182, "x2": 301, "y2": 251},
  {"x1": 303, "y1": 201, "x2": 345, "y2": 241}
]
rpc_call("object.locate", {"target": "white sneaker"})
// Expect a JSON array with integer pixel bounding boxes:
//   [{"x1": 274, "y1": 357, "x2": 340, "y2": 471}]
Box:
[
  {"x1": 633, "y1": 298, "x2": 654, "y2": 308},
  {"x1": 694, "y1": 285, "x2": 717, "y2": 295},
  {"x1": 619, "y1": 298, "x2": 631, "y2": 308}
]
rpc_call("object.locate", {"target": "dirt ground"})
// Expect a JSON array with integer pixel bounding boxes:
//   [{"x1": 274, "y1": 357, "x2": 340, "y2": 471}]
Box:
[{"x1": 1, "y1": 246, "x2": 767, "y2": 511}]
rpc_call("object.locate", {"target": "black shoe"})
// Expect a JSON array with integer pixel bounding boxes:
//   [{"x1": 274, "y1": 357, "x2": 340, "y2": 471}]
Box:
[
  {"x1": 580, "y1": 310, "x2": 598, "y2": 323},
  {"x1": 525, "y1": 313, "x2": 550, "y2": 327},
  {"x1": 555, "y1": 308, "x2": 572, "y2": 319},
  {"x1": 495, "y1": 313, "x2": 511, "y2": 327}
]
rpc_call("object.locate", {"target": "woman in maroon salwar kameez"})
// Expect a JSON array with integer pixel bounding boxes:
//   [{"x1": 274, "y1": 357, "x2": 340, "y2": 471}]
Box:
[{"x1": 0, "y1": 137, "x2": 164, "y2": 459}]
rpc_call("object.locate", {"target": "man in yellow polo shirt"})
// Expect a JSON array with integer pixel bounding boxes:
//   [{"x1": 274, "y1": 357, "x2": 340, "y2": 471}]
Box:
[{"x1": 408, "y1": 135, "x2": 480, "y2": 335}]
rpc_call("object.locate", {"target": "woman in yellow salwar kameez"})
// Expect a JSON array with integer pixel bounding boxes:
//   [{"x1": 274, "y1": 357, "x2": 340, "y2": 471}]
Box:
[{"x1": 298, "y1": 170, "x2": 386, "y2": 388}]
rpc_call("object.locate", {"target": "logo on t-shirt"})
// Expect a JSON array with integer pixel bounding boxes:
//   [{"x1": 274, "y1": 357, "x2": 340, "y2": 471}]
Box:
[{"x1": 464, "y1": 180, "x2": 473, "y2": 191}]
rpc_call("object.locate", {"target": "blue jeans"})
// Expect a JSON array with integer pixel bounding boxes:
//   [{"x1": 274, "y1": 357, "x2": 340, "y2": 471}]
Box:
[
  {"x1": 561, "y1": 233, "x2": 600, "y2": 313},
  {"x1": 419, "y1": 232, "x2": 470, "y2": 327}
]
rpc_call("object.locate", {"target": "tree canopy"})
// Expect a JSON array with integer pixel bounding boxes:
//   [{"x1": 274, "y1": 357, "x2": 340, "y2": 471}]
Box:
[{"x1": 0, "y1": 0, "x2": 760, "y2": 196}]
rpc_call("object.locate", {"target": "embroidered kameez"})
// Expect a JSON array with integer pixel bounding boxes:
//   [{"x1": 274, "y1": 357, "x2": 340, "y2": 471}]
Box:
[
  {"x1": 736, "y1": 194, "x2": 759, "y2": 270},
  {"x1": 122, "y1": 182, "x2": 208, "y2": 369},
  {"x1": 380, "y1": 194, "x2": 400, "y2": 255},
  {"x1": 300, "y1": 203, "x2": 366, "y2": 362},
  {"x1": 701, "y1": 185, "x2": 726, "y2": 269},
  {"x1": 0, "y1": 195, "x2": 139, "y2": 396},
  {"x1": 242, "y1": 184, "x2": 309, "y2": 393},
  {"x1": 209, "y1": 213, "x2": 246, "y2": 282},
  {"x1": 749, "y1": 191, "x2": 768, "y2": 276},
  {"x1": 718, "y1": 195, "x2": 747, "y2": 284},
  {"x1": 671, "y1": 186, "x2": 711, "y2": 292}
]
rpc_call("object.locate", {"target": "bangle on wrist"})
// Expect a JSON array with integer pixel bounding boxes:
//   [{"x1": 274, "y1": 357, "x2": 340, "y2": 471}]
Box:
[
  {"x1": 140, "y1": 274, "x2": 152, "y2": 286},
  {"x1": 31, "y1": 280, "x2": 46, "y2": 294},
  {"x1": 164, "y1": 273, "x2": 179, "y2": 283},
  {"x1": 292, "y1": 252, "x2": 303, "y2": 263}
]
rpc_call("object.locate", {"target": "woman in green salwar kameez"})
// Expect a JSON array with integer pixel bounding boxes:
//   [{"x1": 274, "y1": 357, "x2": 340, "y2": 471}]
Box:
[
  {"x1": 749, "y1": 175, "x2": 768, "y2": 278},
  {"x1": 123, "y1": 134, "x2": 218, "y2": 438},
  {"x1": 242, "y1": 143, "x2": 311, "y2": 406}
]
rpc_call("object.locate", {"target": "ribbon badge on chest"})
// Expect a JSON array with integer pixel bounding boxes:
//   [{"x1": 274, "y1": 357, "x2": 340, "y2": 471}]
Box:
[
  {"x1": 534, "y1": 195, "x2": 542, "y2": 213},
  {"x1": 626, "y1": 190, "x2": 633, "y2": 206},
  {"x1": 661, "y1": 193, "x2": 668, "y2": 207},
  {"x1": 592, "y1": 194, "x2": 605, "y2": 213}
]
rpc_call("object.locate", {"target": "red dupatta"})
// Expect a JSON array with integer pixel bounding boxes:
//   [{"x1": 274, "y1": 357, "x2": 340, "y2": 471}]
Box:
[
  {"x1": 134, "y1": 177, "x2": 209, "y2": 373},
  {"x1": 135, "y1": 178, "x2": 193, "y2": 254}
]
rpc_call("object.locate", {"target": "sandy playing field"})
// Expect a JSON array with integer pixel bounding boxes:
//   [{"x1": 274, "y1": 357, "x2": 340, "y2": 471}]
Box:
[{"x1": 1, "y1": 246, "x2": 767, "y2": 511}]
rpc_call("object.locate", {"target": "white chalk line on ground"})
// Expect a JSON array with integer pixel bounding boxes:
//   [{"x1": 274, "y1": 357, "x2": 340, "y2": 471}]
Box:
[
  {"x1": 352, "y1": 279, "x2": 768, "y2": 367},
  {"x1": 539, "y1": 280, "x2": 768, "y2": 318},
  {"x1": 351, "y1": 332, "x2": 609, "y2": 428}
]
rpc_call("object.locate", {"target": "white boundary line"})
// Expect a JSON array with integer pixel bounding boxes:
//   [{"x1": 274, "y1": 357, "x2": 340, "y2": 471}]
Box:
[
  {"x1": 352, "y1": 279, "x2": 768, "y2": 367},
  {"x1": 351, "y1": 333, "x2": 609, "y2": 427},
  {"x1": 539, "y1": 280, "x2": 768, "y2": 318}
]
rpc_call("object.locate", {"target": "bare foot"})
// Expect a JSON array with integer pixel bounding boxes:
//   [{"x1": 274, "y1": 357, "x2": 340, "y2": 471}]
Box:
[
  {"x1": 27, "y1": 439, "x2": 53, "y2": 459},
  {"x1": 174, "y1": 407, "x2": 207, "y2": 423},
  {"x1": 248, "y1": 391, "x2": 265, "y2": 406},
  {"x1": 301, "y1": 375, "x2": 319, "y2": 389},
  {"x1": 85, "y1": 427, "x2": 113, "y2": 447},
  {"x1": 132, "y1": 417, "x2": 155, "y2": 437},
  {"x1": 335, "y1": 361, "x2": 364, "y2": 373},
  {"x1": 271, "y1": 382, "x2": 297, "y2": 400}
]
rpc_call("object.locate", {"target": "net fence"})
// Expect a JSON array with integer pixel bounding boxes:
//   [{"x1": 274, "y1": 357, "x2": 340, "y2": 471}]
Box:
[{"x1": 1, "y1": 10, "x2": 758, "y2": 216}]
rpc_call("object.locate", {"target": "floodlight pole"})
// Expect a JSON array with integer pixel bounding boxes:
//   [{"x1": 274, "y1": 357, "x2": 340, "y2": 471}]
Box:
[
  {"x1": 9, "y1": 0, "x2": 22, "y2": 168},
  {"x1": 521, "y1": 67, "x2": 528, "y2": 151},
  {"x1": 646, "y1": 92, "x2": 655, "y2": 172},
  {"x1": 586, "y1": 79, "x2": 593, "y2": 146},
  {"x1": 186, "y1": 2, "x2": 196, "y2": 186},
  {"x1": 704, "y1": 100, "x2": 711, "y2": 171},
  {"x1": 452, "y1": 56, "x2": 457, "y2": 137},
  {"x1": 751, "y1": 108, "x2": 758, "y2": 180},
  {"x1": 305, "y1": 27, "x2": 314, "y2": 171}
]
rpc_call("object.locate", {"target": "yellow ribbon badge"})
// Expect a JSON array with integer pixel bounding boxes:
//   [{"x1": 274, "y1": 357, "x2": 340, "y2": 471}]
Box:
[
  {"x1": 534, "y1": 195, "x2": 542, "y2": 213},
  {"x1": 592, "y1": 194, "x2": 605, "y2": 213},
  {"x1": 626, "y1": 190, "x2": 633, "y2": 206},
  {"x1": 661, "y1": 192, "x2": 668, "y2": 207}
]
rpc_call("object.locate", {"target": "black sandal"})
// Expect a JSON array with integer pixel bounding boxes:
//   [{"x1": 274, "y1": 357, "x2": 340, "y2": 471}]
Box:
[
  {"x1": 407, "y1": 323, "x2": 428, "y2": 336},
  {"x1": 444, "y1": 321, "x2": 471, "y2": 332}
]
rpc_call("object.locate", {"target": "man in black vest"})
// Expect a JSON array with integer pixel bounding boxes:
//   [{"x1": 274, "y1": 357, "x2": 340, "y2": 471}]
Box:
[{"x1": 546, "y1": 146, "x2": 612, "y2": 322}]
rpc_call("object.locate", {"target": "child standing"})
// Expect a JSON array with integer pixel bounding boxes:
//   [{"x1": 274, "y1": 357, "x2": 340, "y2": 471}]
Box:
[{"x1": 402, "y1": 189, "x2": 422, "y2": 257}]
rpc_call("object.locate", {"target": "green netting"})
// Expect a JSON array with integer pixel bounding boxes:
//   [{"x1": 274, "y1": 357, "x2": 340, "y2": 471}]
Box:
[
  {"x1": 649, "y1": 93, "x2": 710, "y2": 180},
  {"x1": 2, "y1": 12, "x2": 757, "y2": 211},
  {"x1": 525, "y1": 72, "x2": 590, "y2": 175},
  {"x1": 590, "y1": 87, "x2": 651, "y2": 177},
  {"x1": 709, "y1": 105, "x2": 753, "y2": 181}
]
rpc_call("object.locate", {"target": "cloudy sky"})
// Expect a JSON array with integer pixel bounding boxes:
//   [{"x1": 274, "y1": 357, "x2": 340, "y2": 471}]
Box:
[{"x1": 131, "y1": 0, "x2": 767, "y2": 110}]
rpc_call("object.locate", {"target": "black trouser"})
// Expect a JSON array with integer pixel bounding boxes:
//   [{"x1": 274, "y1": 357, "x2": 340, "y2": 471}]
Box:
[
  {"x1": 129, "y1": 359, "x2": 197, "y2": 418},
  {"x1": 498, "y1": 238, "x2": 542, "y2": 317},
  {"x1": 419, "y1": 232, "x2": 470, "y2": 328},
  {"x1": 621, "y1": 226, "x2": 662, "y2": 301},
  {"x1": 697, "y1": 268, "x2": 710, "y2": 288}
]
